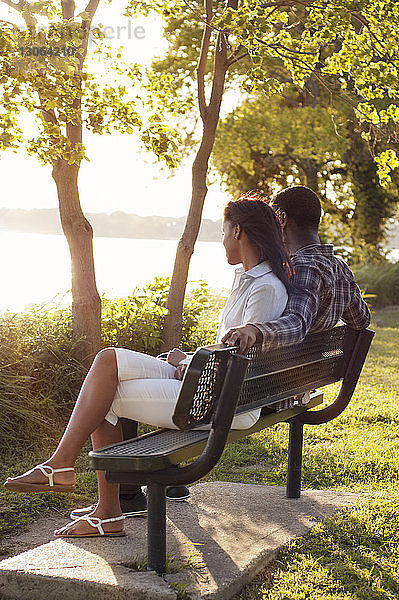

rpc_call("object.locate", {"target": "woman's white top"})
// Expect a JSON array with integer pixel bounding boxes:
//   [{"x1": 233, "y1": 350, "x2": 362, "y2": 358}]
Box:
[
  {"x1": 215, "y1": 260, "x2": 288, "y2": 343},
  {"x1": 180, "y1": 260, "x2": 288, "y2": 429}
]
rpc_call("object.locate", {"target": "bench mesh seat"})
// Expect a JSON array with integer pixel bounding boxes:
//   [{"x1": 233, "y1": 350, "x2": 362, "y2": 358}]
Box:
[
  {"x1": 97, "y1": 429, "x2": 208, "y2": 458},
  {"x1": 90, "y1": 393, "x2": 324, "y2": 472},
  {"x1": 91, "y1": 429, "x2": 209, "y2": 472}
]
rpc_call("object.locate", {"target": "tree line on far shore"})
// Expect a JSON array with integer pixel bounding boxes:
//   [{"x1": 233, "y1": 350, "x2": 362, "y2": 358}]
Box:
[{"x1": 0, "y1": 208, "x2": 222, "y2": 242}]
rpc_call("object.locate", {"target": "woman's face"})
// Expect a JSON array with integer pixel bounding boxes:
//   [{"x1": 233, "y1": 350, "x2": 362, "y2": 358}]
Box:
[{"x1": 222, "y1": 219, "x2": 241, "y2": 265}]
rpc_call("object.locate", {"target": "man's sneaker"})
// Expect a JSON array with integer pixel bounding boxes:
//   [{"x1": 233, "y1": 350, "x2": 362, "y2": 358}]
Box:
[
  {"x1": 70, "y1": 491, "x2": 148, "y2": 520},
  {"x1": 120, "y1": 491, "x2": 147, "y2": 517},
  {"x1": 165, "y1": 485, "x2": 190, "y2": 501}
]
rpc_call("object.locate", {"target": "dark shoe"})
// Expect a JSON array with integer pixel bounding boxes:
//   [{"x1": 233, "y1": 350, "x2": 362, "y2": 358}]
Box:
[
  {"x1": 119, "y1": 491, "x2": 147, "y2": 517},
  {"x1": 166, "y1": 485, "x2": 190, "y2": 501},
  {"x1": 70, "y1": 491, "x2": 147, "y2": 520}
]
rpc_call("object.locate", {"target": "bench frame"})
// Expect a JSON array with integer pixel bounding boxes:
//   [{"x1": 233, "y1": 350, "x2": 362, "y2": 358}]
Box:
[{"x1": 89, "y1": 326, "x2": 374, "y2": 573}]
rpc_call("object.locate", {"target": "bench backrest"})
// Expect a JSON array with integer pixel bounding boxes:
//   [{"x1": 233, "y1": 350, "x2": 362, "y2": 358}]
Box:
[{"x1": 172, "y1": 325, "x2": 362, "y2": 430}]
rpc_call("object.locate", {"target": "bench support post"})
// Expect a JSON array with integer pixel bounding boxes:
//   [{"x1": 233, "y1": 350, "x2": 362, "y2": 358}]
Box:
[
  {"x1": 147, "y1": 482, "x2": 166, "y2": 574},
  {"x1": 286, "y1": 418, "x2": 304, "y2": 498}
]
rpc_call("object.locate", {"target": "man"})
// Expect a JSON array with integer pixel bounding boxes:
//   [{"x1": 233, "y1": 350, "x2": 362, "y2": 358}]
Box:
[{"x1": 222, "y1": 186, "x2": 371, "y2": 353}]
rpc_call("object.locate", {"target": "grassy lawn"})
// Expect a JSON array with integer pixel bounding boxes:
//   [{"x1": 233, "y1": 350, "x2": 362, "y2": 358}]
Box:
[
  {"x1": 0, "y1": 307, "x2": 398, "y2": 599},
  {"x1": 237, "y1": 494, "x2": 399, "y2": 600}
]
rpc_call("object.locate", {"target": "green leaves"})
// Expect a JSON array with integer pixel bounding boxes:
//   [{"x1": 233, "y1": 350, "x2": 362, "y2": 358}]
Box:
[
  {"x1": 2, "y1": 0, "x2": 399, "y2": 181},
  {"x1": 151, "y1": 0, "x2": 399, "y2": 182},
  {"x1": 375, "y1": 150, "x2": 399, "y2": 185},
  {"x1": 0, "y1": 4, "x2": 188, "y2": 170}
]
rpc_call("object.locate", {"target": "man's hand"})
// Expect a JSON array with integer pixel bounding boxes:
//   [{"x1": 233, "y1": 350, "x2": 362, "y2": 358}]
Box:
[
  {"x1": 221, "y1": 324, "x2": 261, "y2": 354},
  {"x1": 174, "y1": 364, "x2": 187, "y2": 380},
  {"x1": 167, "y1": 348, "x2": 187, "y2": 367}
]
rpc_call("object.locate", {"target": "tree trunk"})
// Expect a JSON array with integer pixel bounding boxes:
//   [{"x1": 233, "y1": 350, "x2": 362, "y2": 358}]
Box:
[
  {"x1": 52, "y1": 160, "x2": 101, "y2": 367},
  {"x1": 160, "y1": 142, "x2": 210, "y2": 350},
  {"x1": 346, "y1": 122, "x2": 395, "y2": 249},
  {"x1": 161, "y1": 27, "x2": 228, "y2": 351},
  {"x1": 303, "y1": 158, "x2": 319, "y2": 192}
]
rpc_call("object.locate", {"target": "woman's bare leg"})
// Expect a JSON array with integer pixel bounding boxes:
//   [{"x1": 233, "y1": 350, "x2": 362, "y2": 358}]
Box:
[
  {"x1": 49, "y1": 348, "x2": 119, "y2": 466},
  {"x1": 91, "y1": 421, "x2": 123, "y2": 517},
  {"x1": 54, "y1": 420, "x2": 124, "y2": 537},
  {"x1": 6, "y1": 348, "x2": 121, "y2": 488}
]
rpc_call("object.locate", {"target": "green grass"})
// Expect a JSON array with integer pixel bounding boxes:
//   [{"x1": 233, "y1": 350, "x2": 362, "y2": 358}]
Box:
[
  {"x1": 235, "y1": 495, "x2": 399, "y2": 600},
  {"x1": 122, "y1": 550, "x2": 205, "y2": 574}
]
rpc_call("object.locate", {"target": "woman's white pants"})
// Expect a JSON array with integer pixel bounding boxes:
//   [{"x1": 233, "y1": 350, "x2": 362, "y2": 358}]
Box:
[{"x1": 105, "y1": 348, "x2": 260, "y2": 430}]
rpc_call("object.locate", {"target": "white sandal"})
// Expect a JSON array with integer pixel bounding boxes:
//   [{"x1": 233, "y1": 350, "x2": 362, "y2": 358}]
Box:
[
  {"x1": 54, "y1": 514, "x2": 126, "y2": 538},
  {"x1": 4, "y1": 464, "x2": 76, "y2": 493}
]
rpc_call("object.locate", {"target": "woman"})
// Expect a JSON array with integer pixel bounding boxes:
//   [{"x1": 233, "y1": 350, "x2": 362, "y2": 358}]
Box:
[{"x1": 4, "y1": 194, "x2": 292, "y2": 538}]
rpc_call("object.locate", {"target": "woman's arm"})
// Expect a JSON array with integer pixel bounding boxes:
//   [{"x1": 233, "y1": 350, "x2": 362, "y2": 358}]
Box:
[{"x1": 167, "y1": 348, "x2": 188, "y2": 367}]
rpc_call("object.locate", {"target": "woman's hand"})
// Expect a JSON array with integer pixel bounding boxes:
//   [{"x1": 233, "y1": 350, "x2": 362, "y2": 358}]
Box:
[
  {"x1": 167, "y1": 348, "x2": 188, "y2": 367},
  {"x1": 174, "y1": 364, "x2": 187, "y2": 380}
]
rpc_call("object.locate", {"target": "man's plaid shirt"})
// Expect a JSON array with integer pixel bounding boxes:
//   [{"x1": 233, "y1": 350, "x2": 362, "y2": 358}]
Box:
[{"x1": 250, "y1": 244, "x2": 371, "y2": 351}]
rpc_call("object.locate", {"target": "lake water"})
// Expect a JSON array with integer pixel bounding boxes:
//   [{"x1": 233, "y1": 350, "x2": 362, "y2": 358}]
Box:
[
  {"x1": 1, "y1": 231, "x2": 236, "y2": 312},
  {"x1": 2, "y1": 231, "x2": 398, "y2": 313}
]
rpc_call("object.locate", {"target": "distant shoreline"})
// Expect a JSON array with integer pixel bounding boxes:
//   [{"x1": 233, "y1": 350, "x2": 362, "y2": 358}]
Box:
[
  {"x1": 0, "y1": 228, "x2": 219, "y2": 243},
  {"x1": 0, "y1": 207, "x2": 222, "y2": 243},
  {"x1": 1, "y1": 207, "x2": 398, "y2": 248}
]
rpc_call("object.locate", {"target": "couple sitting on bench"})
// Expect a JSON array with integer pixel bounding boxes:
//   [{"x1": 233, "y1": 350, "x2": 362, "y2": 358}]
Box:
[{"x1": 4, "y1": 186, "x2": 370, "y2": 538}]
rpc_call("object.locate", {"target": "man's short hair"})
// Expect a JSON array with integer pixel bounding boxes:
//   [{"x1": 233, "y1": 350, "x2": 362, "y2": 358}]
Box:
[{"x1": 271, "y1": 186, "x2": 321, "y2": 229}]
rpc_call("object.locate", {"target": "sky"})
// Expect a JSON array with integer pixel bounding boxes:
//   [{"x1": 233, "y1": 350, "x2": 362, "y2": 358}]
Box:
[{"x1": 0, "y1": 0, "x2": 230, "y2": 221}]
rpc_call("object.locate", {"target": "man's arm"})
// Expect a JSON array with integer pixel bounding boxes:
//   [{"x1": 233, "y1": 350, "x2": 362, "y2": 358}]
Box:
[
  {"x1": 223, "y1": 264, "x2": 322, "y2": 353},
  {"x1": 341, "y1": 281, "x2": 371, "y2": 329}
]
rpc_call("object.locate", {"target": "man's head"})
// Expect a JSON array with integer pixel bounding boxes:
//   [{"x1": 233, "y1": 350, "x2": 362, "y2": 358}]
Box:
[{"x1": 270, "y1": 186, "x2": 321, "y2": 253}]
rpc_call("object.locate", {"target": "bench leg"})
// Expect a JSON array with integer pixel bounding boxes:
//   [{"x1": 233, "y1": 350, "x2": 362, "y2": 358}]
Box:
[
  {"x1": 147, "y1": 482, "x2": 167, "y2": 574},
  {"x1": 286, "y1": 418, "x2": 304, "y2": 498}
]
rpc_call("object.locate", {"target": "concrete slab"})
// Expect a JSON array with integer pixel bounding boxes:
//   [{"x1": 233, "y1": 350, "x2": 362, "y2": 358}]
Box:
[{"x1": 0, "y1": 483, "x2": 359, "y2": 600}]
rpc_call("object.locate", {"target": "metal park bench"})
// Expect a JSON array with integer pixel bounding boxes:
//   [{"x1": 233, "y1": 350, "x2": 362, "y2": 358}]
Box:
[{"x1": 89, "y1": 324, "x2": 374, "y2": 573}]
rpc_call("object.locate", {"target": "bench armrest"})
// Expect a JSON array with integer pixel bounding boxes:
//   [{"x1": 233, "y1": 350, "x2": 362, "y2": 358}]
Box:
[{"x1": 172, "y1": 344, "x2": 236, "y2": 430}]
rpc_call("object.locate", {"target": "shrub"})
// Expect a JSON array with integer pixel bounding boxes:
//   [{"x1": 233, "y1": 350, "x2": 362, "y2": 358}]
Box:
[
  {"x1": 0, "y1": 305, "x2": 86, "y2": 449},
  {"x1": 353, "y1": 262, "x2": 399, "y2": 308},
  {"x1": 101, "y1": 278, "x2": 169, "y2": 354},
  {"x1": 0, "y1": 278, "x2": 222, "y2": 449},
  {"x1": 101, "y1": 277, "x2": 224, "y2": 353}
]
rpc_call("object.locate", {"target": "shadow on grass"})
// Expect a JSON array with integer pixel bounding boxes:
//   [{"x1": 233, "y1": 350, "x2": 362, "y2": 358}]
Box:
[{"x1": 237, "y1": 495, "x2": 399, "y2": 600}]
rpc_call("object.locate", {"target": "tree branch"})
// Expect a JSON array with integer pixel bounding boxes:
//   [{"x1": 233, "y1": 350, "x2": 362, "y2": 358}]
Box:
[
  {"x1": 350, "y1": 12, "x2": 398, "y2": 69},
  {"x1": 281, "y1": 93, "x2": 301, "y2": 107},
  {"x1": 34, "y1": 82, "x2": 61, "y2": 167},
  {"x1": 197, "y1": 0, "x2": 213, "y2": 121},
  {"x1": 260, "y1": 1, "x2": 324, "y2": 9},
  {"x1": 207, "y1": 0, "x2": 237, "y2": 115},
  {"x1": 61, "y1": 0, "x2": 74, "y2": 20},
  {"x1": 255, "y1": 39, "x2": 318, "y2": 56},
  {"x1": 226, "y1": 43, "x2": 244, "y2": 65},
  {"x1": 78, "y1": 0, "x2": 100, "y2": 67},
  {"x1": 84, "y1": 0, "x2": 99, "y2": 18},
  {"x1": 181, "y1": 0, "x2": 221, "y2": 33},
  {"x1": 226, "y1": 50, "x2": 249, "y2": 68}
]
